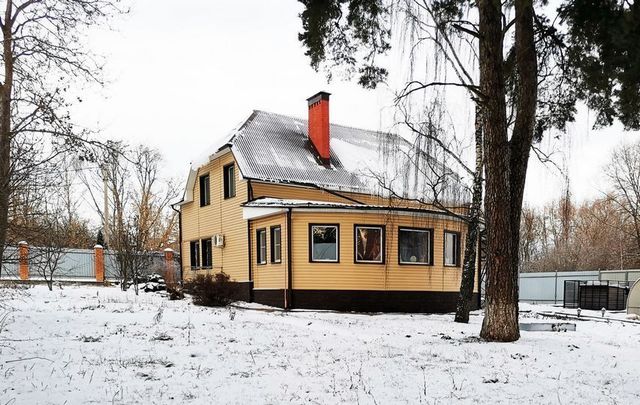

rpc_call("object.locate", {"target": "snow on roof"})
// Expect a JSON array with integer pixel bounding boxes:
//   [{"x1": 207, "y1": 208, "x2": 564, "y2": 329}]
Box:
[
  {"x1": 243, "y1": 197, "x2": 356, "y2": 208},
  {"x1": 243, "y1": 198, "x2": 465, "y2": 221},
  {"x1": 183, "y1": 110, "x2": 468, "y2": 204},
  {"x1": 189, "y1": 111, "x2": 255, "y2": 170}
]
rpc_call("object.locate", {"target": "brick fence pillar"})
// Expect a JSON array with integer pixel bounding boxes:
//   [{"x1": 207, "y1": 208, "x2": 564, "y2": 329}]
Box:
[
  {"x1": 18, "y1": 241, "x2": 29, "y2": 280},
  {"x1": 94, "y1": 244, "x2": 104, "y2": 283},
  {"x1": 163, "y1": 248, "x2": 175, "y2": 285}
]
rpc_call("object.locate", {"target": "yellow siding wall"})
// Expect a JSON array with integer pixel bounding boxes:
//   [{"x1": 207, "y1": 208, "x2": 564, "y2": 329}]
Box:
[
  {"x1": 251, "y1": 181, "x2": 467, "y2": 214},
  {"x1": 180, "y1": 156, "x2": 474, "y2": 292},
  {"x1": 180, "y1": 151, "x2": 248, "y2": 282},
  {"x1": 249, "y1": 213, "x2": 288, "y2": 289},
  {"x1": 251, "y1": 182, "x2": 357, "y2": 204},
  {"x1": 289, "y1": 210, "x2": 477, "y2": 292}
]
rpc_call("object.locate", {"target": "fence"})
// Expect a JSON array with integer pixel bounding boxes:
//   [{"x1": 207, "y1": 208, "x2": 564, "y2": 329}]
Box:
[
  {"x1": 1, "y1": 246, "x2": 19, "y2": 279},
  {"x1": 1, "y1": 243, "x2": 180, "y2": 283},
  {"x1": 519, "y1": 269, "x2": 640, "y2": 305}
]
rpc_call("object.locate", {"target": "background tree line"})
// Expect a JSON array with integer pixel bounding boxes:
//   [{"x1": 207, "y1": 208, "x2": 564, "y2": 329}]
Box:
[
  {"x1": 0, "y1": 0, "x2": 179, "y2": 288},
  {"x1": 521, "y1": 140, "x2": 640, "y2": 272},
  {"x1": 2, "y1": 142, "x2": 180, "y2": 288},
  {"x1": 2, "y1": 143, "x2": 180, "y2": 253}
]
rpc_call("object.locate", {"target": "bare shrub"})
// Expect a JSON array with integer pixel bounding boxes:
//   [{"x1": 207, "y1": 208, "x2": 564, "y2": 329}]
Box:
[{"x1": 184, "y1": 273, "x2": 240, "y2": 307}]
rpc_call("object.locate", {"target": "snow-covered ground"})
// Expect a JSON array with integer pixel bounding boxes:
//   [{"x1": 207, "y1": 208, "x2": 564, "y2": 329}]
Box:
[{"x1": 1, "y1": 285, "x2": 639, "y2": 404}]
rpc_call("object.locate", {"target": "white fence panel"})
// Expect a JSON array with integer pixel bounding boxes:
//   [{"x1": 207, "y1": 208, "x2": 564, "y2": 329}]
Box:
[{"x1": 519, "y1": 271, "x2": 599, "y2": 304}]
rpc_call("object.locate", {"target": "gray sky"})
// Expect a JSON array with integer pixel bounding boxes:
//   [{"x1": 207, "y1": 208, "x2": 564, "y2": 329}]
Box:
[{"x1": 73, "y1": 0, "x2": 638, "y2": 209}]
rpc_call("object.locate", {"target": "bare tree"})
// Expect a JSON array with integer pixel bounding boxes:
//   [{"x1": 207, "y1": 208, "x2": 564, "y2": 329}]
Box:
[
  {"x1": 607, "y1": 142, "x2": 640, "y2": 258},
  {"x1": 519, "y1": 195, "x2": 640, "y2": 273},
  {"x1": 454, "y1": 105, "x2": 483, "y2": 323},
  {"x1": 111, "y1": 217, "x2": 153, "y2": 294},
  {"x1": 29, "y1": 213, "x2": 66, "y2": 291},
  {"x1": 0, "y1": 0, "x2": 125, "y2": 277},
  {"x1": 131, "y1": 146, "x2": 180, "y2": 252},
  {"x1": 384, "y1": 0, "x2": 486, "y2": 323},
  {"x1": 111, "y1": 146, "x2": 179, "y2": 293},
  {"x1": 79, "y1": 144, "x2": 180, "y2": 291}
]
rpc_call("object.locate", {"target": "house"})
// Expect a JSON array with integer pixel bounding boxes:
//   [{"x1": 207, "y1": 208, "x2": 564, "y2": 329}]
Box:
[{"x1": 176, "y1": 92, "x2": 479, "y2": 313}]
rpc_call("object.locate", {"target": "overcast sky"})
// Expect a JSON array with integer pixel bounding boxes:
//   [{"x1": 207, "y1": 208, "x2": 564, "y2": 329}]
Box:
[{"x1": 73, "y1": 0, "x2": 639, "y2": 210}]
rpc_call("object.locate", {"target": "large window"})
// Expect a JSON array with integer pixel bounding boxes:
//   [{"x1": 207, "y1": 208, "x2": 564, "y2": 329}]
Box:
[
  {"x1": 199, "y1": 174, "x2": 210, "y2": 206},
  {"x1": 354, "y1": 225, "x2": 384, "y2": 263},
  {"x1": 444, "y1": 231, "x2": 461, "y2": 267},
  {"x1": 189, "y1": 241, "x2": 200, "y2": 269},
  {"x1": 224, "y1": 164, "x2": 236, "y2": 199},
  {"x1": 270, "y1": 226, "x2": 282, "y2": 263},
  {"x1": 398, "y1": 228, "x2": 432, "y2": 265},
  {"x1": 256, "y1": 228, "x2": 267, "y2": 265},
  {"x1": 201, "y1": 238, "x2": 212, "y2": 268},
  {"x1": 310, "y1": 224, "x2": 339, "y2": 262}
]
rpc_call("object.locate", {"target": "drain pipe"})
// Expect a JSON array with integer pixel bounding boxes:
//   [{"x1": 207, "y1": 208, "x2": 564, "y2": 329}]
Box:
[
  {"x1": 170, "y1": 203, "x2": 183, "y2": 282},
  {"x1": 286, "y1": 208, "x2": 293, "y2": 309}
]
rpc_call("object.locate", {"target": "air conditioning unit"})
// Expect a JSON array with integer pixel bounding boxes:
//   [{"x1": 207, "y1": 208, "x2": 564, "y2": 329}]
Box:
[{"x1": 214, "y1": 234, "x2": 225, "y2": 247}]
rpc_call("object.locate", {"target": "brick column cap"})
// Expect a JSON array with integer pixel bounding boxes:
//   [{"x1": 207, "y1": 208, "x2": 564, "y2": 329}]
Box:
[
  {"x1": 94, "y1": 244, "x2": 103, "y2": 249},
  {"x1": 163, "y1": 248, "x2": 174, "y2": 252},
  {"x1": 18, "y1": 241, "x2": 28, "y2": 246}
]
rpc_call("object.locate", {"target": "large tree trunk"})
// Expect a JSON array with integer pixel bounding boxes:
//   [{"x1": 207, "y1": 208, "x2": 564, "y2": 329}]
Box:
[
  {"x1": 477, "y1": 0, "x2": 520, "y2": 342},
  {"x1": 479, "y1": 0, "x2": 537, "y2": 342},
  {"x1": 455, "y1": 104, "x2": 483, "y2": 323},
  {"x1": 0, "y1": 1, "x2": 14, "y2": 277},
  {"x1": 510, "y1": 0, "x2": 538, "y2": 258}
]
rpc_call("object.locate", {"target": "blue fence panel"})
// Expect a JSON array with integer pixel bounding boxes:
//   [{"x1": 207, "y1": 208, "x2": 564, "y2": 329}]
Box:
[
  {"x1": 104, "y1": 251, "x2": 120, "y2": 281},
  {"x1": 1, "y1": 244, "x2": 179, "y2": 282},
  {"x1": 28, "y1": 248, "x2": 96, "y2": 280},
  {"x1": 1, "y1": 246, "x2": 19, "y2": 280}
]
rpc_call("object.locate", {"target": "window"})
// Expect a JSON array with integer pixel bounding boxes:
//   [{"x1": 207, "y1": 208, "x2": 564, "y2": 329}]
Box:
[
  {"x1": 270, "y1": 226, "x2": 282, "y2": 263},
  {"x1": 199, "y1": 174, "x2": 210, "y2": 206},
  {"x1": 256, "y1": 229, "x2": 267, "y2": 264},
  {"x1": 444, "y1": 231, "x2": 460, "y2": 266},
  {"x1": 201, "y1": 238, "x2": 212, "y2": 268},
  {"x1": 399, "y1": 228, "x2": 432, "y2": 265},
  {"x1": 310, "y1": 224, "x2": 339, "y2": 262},
  {"x1": 354, "y1": 225, "x2": 384, "y2": 263},
  {"x1": 189, "y1": 241, "x2": 200, "y2": 269},
  {"x1": 224, "y1": 164, "x2": 236, "y2": 199}
]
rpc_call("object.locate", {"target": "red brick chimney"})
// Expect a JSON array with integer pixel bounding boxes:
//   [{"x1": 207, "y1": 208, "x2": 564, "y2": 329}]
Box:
[{"x1": 307, "y1": 91, "x2": 331, "y2": 164}]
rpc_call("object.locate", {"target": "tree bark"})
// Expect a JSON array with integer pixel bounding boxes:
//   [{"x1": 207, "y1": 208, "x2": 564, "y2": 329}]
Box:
[
  {"x1": 477, "y1": 0, "x2": 520, "y2": 342},
  {"x1": 509, "y1": 0, "x2": 537, "y2": 278},
  {"x1": 479, "y1": 0, "x2": 537, "y2": 342},
  {"x1": 455, "y1": 104, "x2": 483, "y2": 323},
  {"x1": 0, "y1": 0, "x2": 14, "y2": 277}
]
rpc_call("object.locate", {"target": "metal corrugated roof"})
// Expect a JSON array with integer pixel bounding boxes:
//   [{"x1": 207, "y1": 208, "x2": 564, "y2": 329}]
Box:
[
  {"x1": 181, "y1": 109, "x2": 468, "y2": 204},
  {"x1": 230, "y1": 110, "x2": 407, "y2": 193}
]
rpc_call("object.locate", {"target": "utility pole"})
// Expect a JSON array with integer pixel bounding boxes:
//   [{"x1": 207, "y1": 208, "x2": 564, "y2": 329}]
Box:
[{"x1": 101, "y1": 164, "x2": 110, "y2": 248}]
